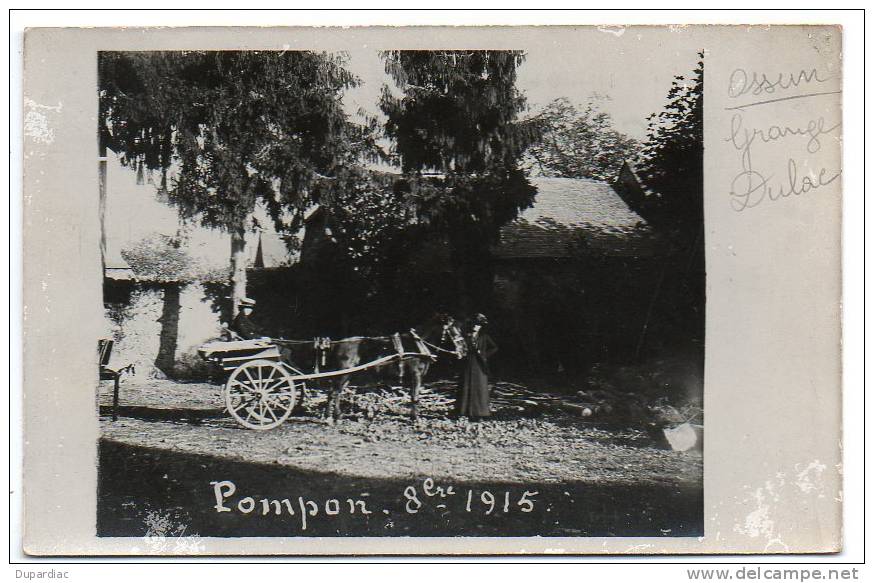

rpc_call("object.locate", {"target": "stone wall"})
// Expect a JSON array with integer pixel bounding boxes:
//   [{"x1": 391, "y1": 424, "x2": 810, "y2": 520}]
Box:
[{"x1": 103, "y1": 282, "x2": 224, "y2": 379}]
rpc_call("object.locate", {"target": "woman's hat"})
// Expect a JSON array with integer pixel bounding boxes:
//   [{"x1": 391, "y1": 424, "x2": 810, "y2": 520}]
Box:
[{"x1": 473, "y1": 313, "x2": 488, "y2": 325}]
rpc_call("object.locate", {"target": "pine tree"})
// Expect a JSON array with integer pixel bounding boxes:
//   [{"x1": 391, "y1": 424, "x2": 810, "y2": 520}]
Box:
[
  {"x1": 638, "y1": 52, "x2": 704, "y2": 241},
  {"x1": 635, "y1": 53, "x2": 705, "y2": 354},
  {"x1": 379, "y1": 50, "x2": 537, "y2": 312}
]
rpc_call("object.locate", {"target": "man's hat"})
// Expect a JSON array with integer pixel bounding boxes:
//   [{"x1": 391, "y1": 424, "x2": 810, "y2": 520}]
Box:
[{"x1": 239, "y1": 297, "x2": 256, "y2": 307}]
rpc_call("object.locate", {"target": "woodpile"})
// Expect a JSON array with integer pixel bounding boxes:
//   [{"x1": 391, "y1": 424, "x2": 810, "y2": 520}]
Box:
[{"x1": 307, "y1": 379, "x2": 703, "y2": 439}]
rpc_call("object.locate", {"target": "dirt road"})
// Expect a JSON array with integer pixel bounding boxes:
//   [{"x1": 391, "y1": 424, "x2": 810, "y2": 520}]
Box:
[{"x1": 97, "y1": 379, "x2": 703, "y2": 538}]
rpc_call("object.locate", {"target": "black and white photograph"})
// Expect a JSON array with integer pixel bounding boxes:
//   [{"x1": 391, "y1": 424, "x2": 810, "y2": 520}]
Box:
[
  {"x1": 13, "y1": 7, "x2": 861, "y2": 566},
  {"x1": 16, "y1": 11, "x2": 857, "y2": 563},
  {"x1": 92, "y1": 39, "x2": 705, "y2": 540}
]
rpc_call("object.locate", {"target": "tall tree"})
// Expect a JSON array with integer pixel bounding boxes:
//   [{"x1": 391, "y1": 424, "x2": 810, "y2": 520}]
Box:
[
  {"x1": 635, "y1": 53, "x2": 705, "y2": 355},
  {"x1": 525, "y1": 96, "x2": 639, "y2": 182},
  {"x1": 637, "y1": 52, "x2": 704, "y2": 240},
  {"x1": 379, "y1": 50, "x2": 536, "y2": 312},
  {"x1": 99, "y1": 51, "x2": 371, "y2": 314}
]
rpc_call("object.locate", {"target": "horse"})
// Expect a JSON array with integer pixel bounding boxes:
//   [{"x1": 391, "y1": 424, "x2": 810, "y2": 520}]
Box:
[{"x1": 302, "y1": 314, "x2": 465, "y2": 423}]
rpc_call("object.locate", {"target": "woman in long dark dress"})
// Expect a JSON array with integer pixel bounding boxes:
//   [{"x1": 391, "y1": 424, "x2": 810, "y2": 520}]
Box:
[{"x1": 455, "y1": 314, "x2": 498, "y2": 419}]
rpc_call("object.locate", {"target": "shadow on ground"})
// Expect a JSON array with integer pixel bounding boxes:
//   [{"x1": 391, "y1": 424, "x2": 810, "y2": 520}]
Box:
[
  {"x1": 100, "y1": 405, "x2": 228, "y2": 424},
  {"x1": 98, "y1": 438, "x2": 703, "y2": 538}
]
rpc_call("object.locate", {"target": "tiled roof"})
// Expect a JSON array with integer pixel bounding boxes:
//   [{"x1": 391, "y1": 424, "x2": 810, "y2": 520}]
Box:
[
  {"x1": 494, "y1": 177, "x2": 654, "y2": 259},
  {"x1": 104, "y1": 247, "x2": 138, "y2": 281}
]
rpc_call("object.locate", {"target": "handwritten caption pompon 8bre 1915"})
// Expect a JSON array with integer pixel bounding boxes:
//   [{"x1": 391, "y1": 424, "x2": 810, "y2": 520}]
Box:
[
  {"x1": 725, "y1": 67, "x2": 841, "y2": 212},
  {"x1": 210, "y1": 478, "x2": 539, "y2": 532}
]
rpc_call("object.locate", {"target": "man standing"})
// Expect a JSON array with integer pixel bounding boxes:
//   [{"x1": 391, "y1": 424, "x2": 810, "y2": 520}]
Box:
[{"x1": 455, "y1": 313, "x2": 498, "y2": 420}]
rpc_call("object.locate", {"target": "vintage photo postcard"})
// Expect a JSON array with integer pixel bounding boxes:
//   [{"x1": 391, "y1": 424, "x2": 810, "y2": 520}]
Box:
[{"x1": 21, "y1": 24, "x2": 842, "y2": 555}]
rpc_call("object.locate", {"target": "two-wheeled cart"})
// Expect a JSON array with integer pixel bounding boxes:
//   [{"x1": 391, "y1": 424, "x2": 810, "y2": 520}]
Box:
[{"x1": 198, "y1": 336, "x2": 433, "y2": 430}]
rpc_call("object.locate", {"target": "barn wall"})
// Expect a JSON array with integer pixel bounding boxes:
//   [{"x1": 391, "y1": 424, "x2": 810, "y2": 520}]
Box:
[{"x1": 492, "y1": 257, "x2": 664, "y2": 376}]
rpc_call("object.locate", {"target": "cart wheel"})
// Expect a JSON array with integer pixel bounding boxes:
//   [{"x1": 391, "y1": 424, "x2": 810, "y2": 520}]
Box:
[{"x1": 225, "y1": 359, "x2": 302, "y2": 430}]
